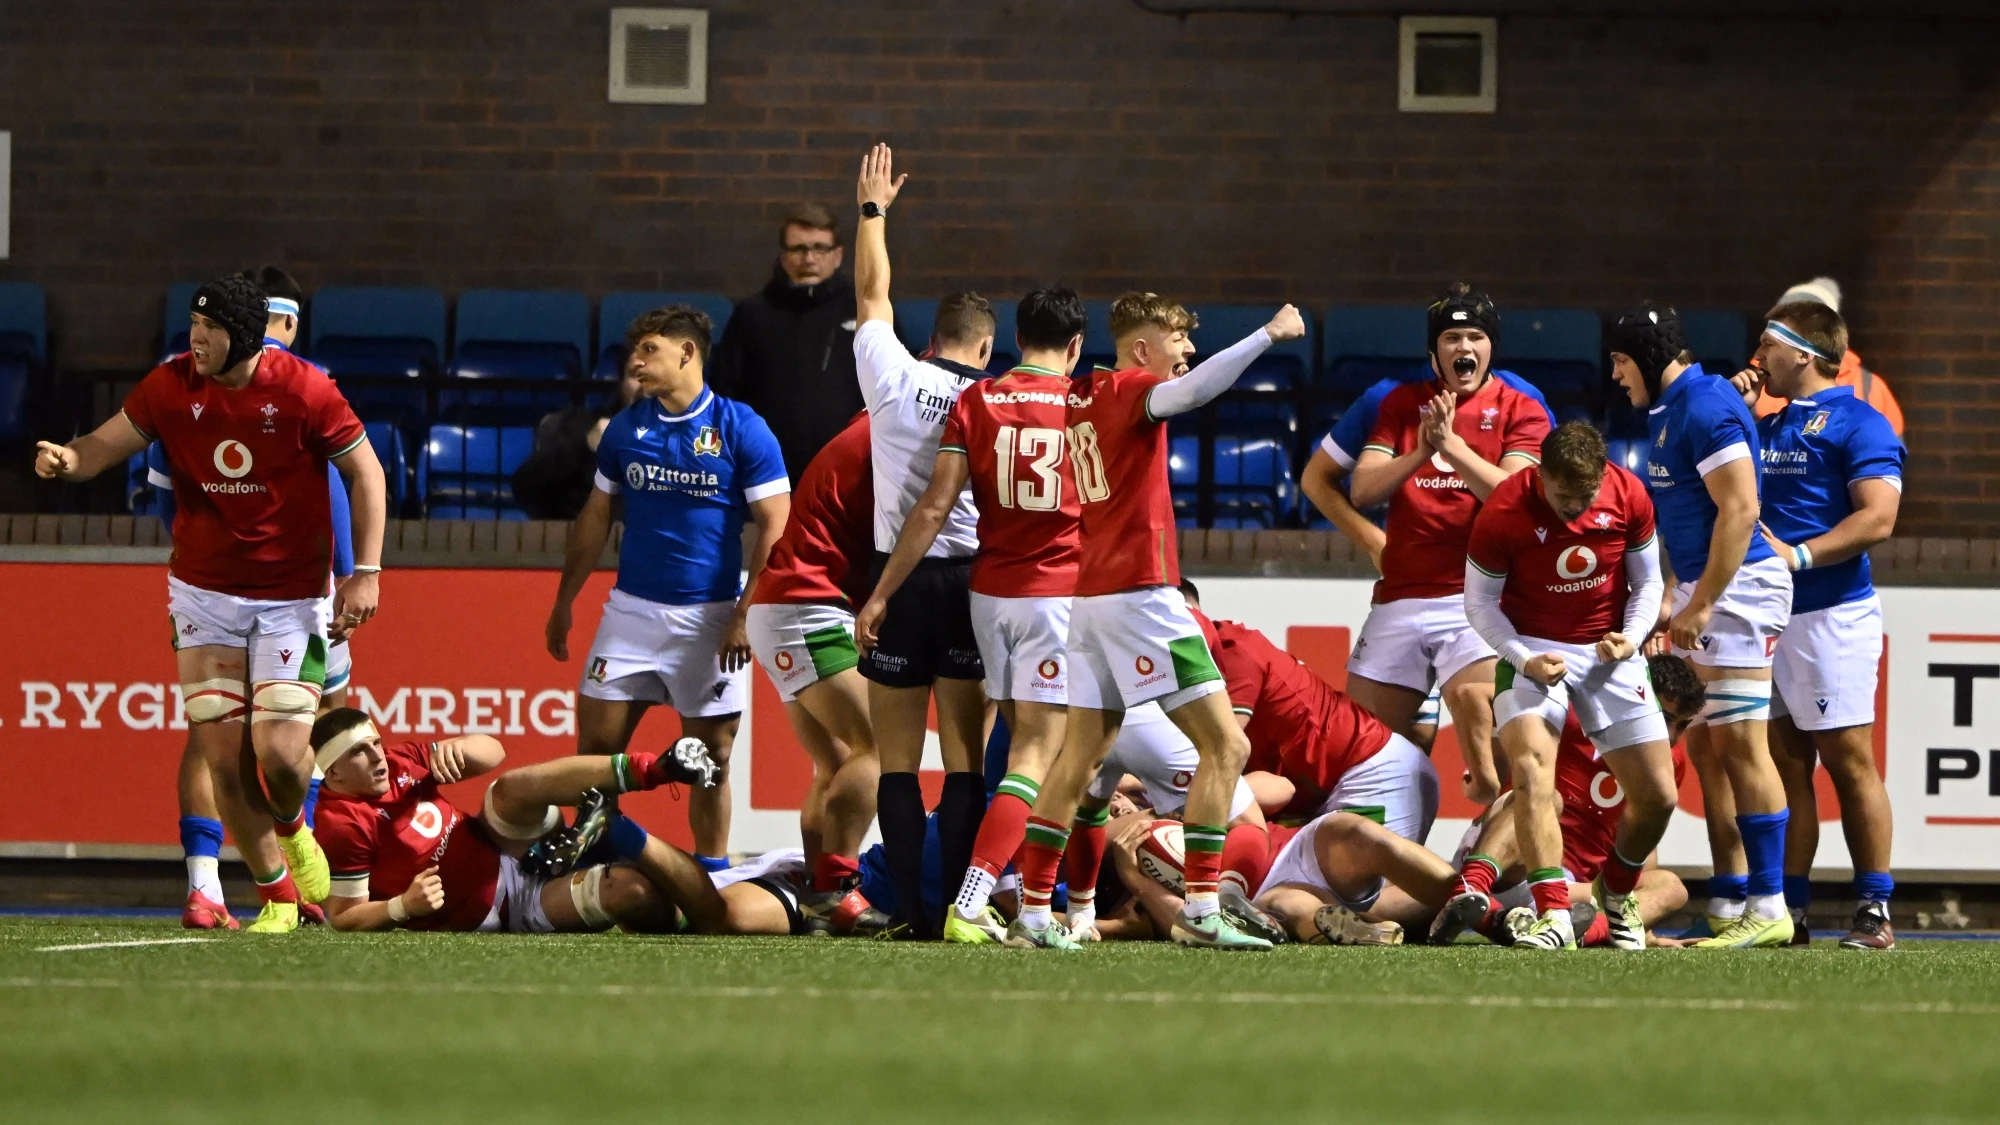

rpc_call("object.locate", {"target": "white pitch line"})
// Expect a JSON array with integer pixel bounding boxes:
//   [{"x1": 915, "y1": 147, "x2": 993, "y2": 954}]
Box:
[
  {"x1": 34, "y1": 938, "x2": 217, "y2": 954},
  {"x1": 1, "y1": 974, "x2": 1996, "y2": 1017}
]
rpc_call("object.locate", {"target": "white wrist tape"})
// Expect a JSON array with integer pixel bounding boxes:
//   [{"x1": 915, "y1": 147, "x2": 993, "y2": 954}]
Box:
[{"x1": 386, "y1": 896, "x2": 409, "y2": 924}]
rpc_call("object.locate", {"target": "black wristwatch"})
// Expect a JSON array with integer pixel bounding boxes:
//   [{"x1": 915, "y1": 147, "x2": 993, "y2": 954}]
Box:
[{"x1": 860, "y1": 201, "x2": 884, "y2": 220}]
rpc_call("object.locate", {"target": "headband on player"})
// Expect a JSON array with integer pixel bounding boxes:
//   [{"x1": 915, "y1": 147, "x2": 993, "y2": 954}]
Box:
[
  {"x1": 190, "y1": 275, "x2": 270, "y2": 372},
  {"x1": 1606, "y1": 302, "x2": 1685, "y2": 400},
  {"x1": 266, "y1": 296, "x2": 300, "y2": 318},
  {"x1": 1426, "y1": 286, "x2": 1500, "y2": 356},
  {"x1": 1763, "y1": 319, "x2": 1837, "y2": 364},
  {"x1": 314, "y1": 717, "x2": 379, "y2": 774}
]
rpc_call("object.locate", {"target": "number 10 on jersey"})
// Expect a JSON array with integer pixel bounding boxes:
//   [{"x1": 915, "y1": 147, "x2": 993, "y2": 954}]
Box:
[{"x1": 990, "y1": 423, "x2": 1109, "y2": 510}]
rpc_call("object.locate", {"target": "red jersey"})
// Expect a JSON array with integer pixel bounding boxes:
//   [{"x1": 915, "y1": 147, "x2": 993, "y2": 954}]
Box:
[
  {"x1": 316, "y1": 741, "x2": 503, "y2": 932},
  {"x1": 940, "y1": 367, "x2": 1080, "y2": 598},
  {"x1": 1465, "y1": 463, "x2": 1655, "y2": 645},
  {"x1": 1554, "y1": 712, "x2": 1687, "y2": 882},
  {"x1": 1362, "y1": 376, "x2": 1550, "y2": 603},
  {"x1": 1067, "y1": 367, "x2": 1179, "y2": 597},
  {"x1": 122, "y1": 348, "x2": 366, "y2": 600},
  {"x1": 1209, "y1": 614, "x2": 1394, "y2": 818},
  {"x1": 751, "y1": 413, "x2": 874, "y2": 607}
]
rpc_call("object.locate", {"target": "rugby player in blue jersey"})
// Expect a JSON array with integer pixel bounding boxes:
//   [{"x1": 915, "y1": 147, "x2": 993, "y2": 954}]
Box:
[
  {"x1": 1606, "y1": 303, "x2": 1794, "y2": 949},
  {"x1": 545, "y1": 306, "x2": 792, "y2": 867},
  {"x1": 1749, "y1": 301, "x2": 1904, "y2": 949}
]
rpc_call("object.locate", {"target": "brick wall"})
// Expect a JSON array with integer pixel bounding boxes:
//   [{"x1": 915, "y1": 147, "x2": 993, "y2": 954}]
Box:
[{"x1": 0, "y1": 2, "x2": 1995, "y2": 531}]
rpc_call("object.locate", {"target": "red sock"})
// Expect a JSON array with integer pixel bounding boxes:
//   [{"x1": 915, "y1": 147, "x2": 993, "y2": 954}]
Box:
[
  {"x1": 811, "y1": 852, "x2": 859, "y2": 893},
  {"x1": 1018, "y1": 816, "x2": 1069, "y2": 912},
  {"x1": 1185, "y1": 848, "x2": 1223, "y2": 900},
  {"x1": 967, "y1": 792, "x2": 1033, "y2": 880},
  {"x1": 272, "y1": 807, "x2": 305, "y2": 837},
  {"x1": 1220, "y1": 823, "x2": 1272, "y2": 896},
  {"x1": 1454, "y1": 854, "x2": 1501, "y2": 898},
  {"x1": 1529, "y1": 870, "x2": 1570, "y2": 917},
  {"x1": 1580, "y1": 909, "x2": 1611, "y2": 947},
  {"x1": 1601, "y1": 851, "x2": 1644, "y2": 896},
  {"x1": 255, "y1": 870, "x2": 301, "y2": 905},
  {"x1": 1063, "y1": 821, "x2": 1107, "y2": 904}
]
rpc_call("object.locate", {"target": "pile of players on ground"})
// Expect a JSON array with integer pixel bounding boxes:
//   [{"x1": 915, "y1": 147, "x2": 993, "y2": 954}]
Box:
[{"x1": 38, "y1": 143, "x2": 1903, "y2": 953}]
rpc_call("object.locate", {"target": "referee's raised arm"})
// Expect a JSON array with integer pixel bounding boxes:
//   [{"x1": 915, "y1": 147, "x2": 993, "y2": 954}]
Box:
[{"x1": 852, "y1": 142, "x2": 910, "y2": 413}]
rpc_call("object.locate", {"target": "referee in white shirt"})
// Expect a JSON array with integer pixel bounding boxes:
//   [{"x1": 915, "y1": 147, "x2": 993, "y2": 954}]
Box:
[{"x1": 852, "y1": 143, "x2": 994, "y2": 939}]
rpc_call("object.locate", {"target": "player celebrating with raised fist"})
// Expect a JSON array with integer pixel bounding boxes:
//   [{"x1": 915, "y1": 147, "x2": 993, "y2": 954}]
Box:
[
  {"x1": 857, "y1": 287, "x2": 1088, "y2": 944},
  {"x1": 1607, "y1": 301, "x2": 1794, "y2": 949},
  {"x1": 1460, "y1": 421, "x2": 1672, "y2": 951},
  {"x1": 34, "y1": 274, "x2": 389, "y2": 933},
  {"x1": 1009, "y1": 293, "x2": 1306, "y2": 951},
  {"x1": 1346, "y1": 284, "x2": 1552, "y2": 804}
]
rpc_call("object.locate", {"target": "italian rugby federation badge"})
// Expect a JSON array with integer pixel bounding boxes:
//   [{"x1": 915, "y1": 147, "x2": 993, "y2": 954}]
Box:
[{"x1": 692, "y1": 426, "x2": 724, "y2": 456}]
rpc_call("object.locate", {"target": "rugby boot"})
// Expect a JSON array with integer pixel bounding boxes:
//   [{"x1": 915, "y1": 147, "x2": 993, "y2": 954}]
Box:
[
  {"x1": 1428, "y1": 890, "x2": 1494, "y2": 945},
  {"x1": 1693, "y1": 909, "x2": 1795, "y2": 949},
  {"x1": 1220, "y1": 884, "x2": 1290, "y2": 946},
  {"x1": 1170, "y1": 907, "x2": 1273, "y2": 951},
  {"x1": 658, "y1": 737, "x2": 722, "y2": 789},
  {"x1": 181, "y1": 889, "x2": 239, "y2": 931},
  {"x1": 1004, "y1": 914, "x2": 1083, "y2": 951},
  {"x1": 1840, "y1": 901, "x2": 1896, "y2": 951},
  {"x1": 244, "y1": 901, "x2": 300, "y2": 934},
  {"x1": 1311, "y1": 903, "x2": 1403, "y2": 946},
  {"x1": 942, "y1": 904, "x2": 1008, "y2": 945},
  {"x1": 521, "y1": 789, "x2": 611, "y2": 879},
  {"x1": 1789, "y1": 909, "x2": 1812, "y2": 947},
  {"x1": 278, "y1": 825, "x2": 331, "y2": 904},
  {"x1": 1513, "y1": 909, "x2": 1577, "y2": 951},
  {"x1": 1595, "y1": 881, "x2": 1646, "y2": 951},
  {"x1": 802, "y1": 888, "x2": 892, "y2": 937}
]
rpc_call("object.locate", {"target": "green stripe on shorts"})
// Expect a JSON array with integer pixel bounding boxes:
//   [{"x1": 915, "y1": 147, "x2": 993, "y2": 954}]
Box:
[
  {"x1": 1494, "y1": 659, "x2": 1516, "y2": 693},
  {"x1": 1168, "y1": 634, "x2": 1221, "y2": 690},
  {"x1": 804, "y1": 624, "x2": 860, "y2": 679},
  {"x1": 1341, "y1": 804, "x2": 1386, "y2": 825},
  {"x1": 299, "y1": 634, "x2": 328, "y2": 688}
]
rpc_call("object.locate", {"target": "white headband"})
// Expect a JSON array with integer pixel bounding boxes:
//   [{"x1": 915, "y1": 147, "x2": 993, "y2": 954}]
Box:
[
  {"x1": 1763, "y1": 320, "x2": 1837, "y2": 364},
  {"x1": 267, "y1": 297, "x2": 301, "y2": 318},
  {"x1": 314, "y1": 718, "x2": 378, "y2": 773}
]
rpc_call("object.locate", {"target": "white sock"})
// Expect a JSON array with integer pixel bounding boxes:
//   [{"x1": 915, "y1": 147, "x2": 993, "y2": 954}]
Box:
[
  {"x1": 1183, "y1": 892, "x2": 1219, "y2": 919},
  {"x1": 1020, "y1": 905, "x2": 1052, "y2": 929},
  {"x1": 187, "y1": 856, "x2": 224, "y2": 901},
  {"x1": 1068, "y1": 904, "x2": 1096, "y2": 934},
  {"x1": 1748, "y1": 893, "x2": 1787, "y2": 922},
  {"x1": 1709, "y1": 896, "x2": 1746, "y2": 921},
  {"x1": 953, "y1": 868, "x2": 997, "y2": 921}
]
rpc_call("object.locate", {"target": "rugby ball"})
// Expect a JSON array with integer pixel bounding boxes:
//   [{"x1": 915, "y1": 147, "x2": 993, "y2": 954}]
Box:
[{"x1": 1135, "y1": 820, "x2": 1186, "y2": 894}]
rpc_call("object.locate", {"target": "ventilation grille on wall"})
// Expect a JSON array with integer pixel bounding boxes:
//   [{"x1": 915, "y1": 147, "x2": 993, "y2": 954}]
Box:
[{"x1": 609, "y1": 8, "x2": 708, "y2": 105}]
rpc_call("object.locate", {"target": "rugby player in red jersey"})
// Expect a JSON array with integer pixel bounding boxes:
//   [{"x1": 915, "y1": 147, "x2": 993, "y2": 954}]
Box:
[
  {"x1": 309, "y1": 709, "x2": 807, "y2": 935},
  {"x1": 1001, "y1": 292, "x2": 1304, "y2": 951},
  {"x1": 1346, "y1": 284, "x2": 1552, "y2": 806},
  {"x1": 1434, "y1": 654, "x2": 1703, "y2": 947},
  {"x1": 746, "y1": 411, "x2": 885, "y2": 931},
  {"x1": 857, "y1": 287, "x2": 1090, "y2": 944},
  {"x1": 34, "y1": 276, "x2": 388, "y2": 933},
  {"x1": 1459, "y1": 421, "x2": 1673, "y2": 950}
]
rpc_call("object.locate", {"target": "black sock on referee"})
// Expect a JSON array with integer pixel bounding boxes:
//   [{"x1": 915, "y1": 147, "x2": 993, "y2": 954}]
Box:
[
  {"x1": 876, "y1": 771, "x2": 929, "y2": 935},
  {"x1": 935, "y1": 771, "x2": 988, "y2": 932}
]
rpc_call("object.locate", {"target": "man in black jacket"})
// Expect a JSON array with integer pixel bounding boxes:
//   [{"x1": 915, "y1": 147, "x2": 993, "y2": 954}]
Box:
[{"x1": 709, "y1": 203, "x2": 866, "y2": 482}]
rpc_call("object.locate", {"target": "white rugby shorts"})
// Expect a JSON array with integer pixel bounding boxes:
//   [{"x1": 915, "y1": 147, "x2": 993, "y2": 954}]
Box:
[
  {"x1": 1066, "y1": 586, "x2": 1223, "y2": 712},
  {"x1": 1349, "y1": 594, "x2": 1497, "y2": 694},
  {"x1": 1772, "y1": 594, "x2": 1882, "y2": 731},
  {"x1": 477, "y1": 854, "x2": 556, "y2": 934},
  {"x1": 579, "y1": 589, "x2": 748, "y2": 716},
  {"x1": 1256, "y1": 739, "x2": 1440, "y2": 912},
  {"x1": 317, "y1": 593, "x2": 353, "y2": 693},
  {"x1": 1669, "y1": 555, "x2": 1791, "y2": 670},
  {"x1": 970, "y1": 592, "x2": 1071, "y2": 706},
  {"x1": 168, "y1": 576, "x2": 329, "y2": 686},
  {"x1": 1085, "y1": 702, "x2": 1254, "y2": 820},
  {"x1": 1495, "y1": 637, "x2": 1667, "y2": 754},
  {"x1": 746, "y1": 602, "x2": 860, "y2": 704}
]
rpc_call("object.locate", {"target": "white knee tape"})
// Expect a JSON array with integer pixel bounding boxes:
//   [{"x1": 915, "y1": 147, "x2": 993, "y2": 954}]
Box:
[
  {"x1": 250, "y1": 680, "x2": 322, "y2": 724},
  {"x1": 569, "y1": 864, "x2": 615, "y2": 929},
  {"x1": 182, "y1": 679, "x2": 247, "y2": 724},
  {"x1": 1701, "y1": 679, "x2": 1771, "y2": 726},
  {"x1": 1494, "y1": 686, "x2": 1562, "y2": 734},
  {"x1": 482, "y1": 786, "x2": 562, "y2": 841}
]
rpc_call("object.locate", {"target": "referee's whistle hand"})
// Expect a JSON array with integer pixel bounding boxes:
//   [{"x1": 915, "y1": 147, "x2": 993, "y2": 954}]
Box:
[{"x1": 855, "y1": 598, "x2": 888, "y2": 656}]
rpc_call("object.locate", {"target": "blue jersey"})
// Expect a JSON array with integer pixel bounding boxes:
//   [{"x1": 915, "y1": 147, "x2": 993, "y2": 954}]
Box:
[
  {"x1": 595, "y1": 387, "x2": 789, "y2": 606},
  {"x1": 1644, "y1": 364, "x2": 1774, "y2": 581},
  {"x1": 1321, "y1": 366, "x2": 1555, "y2": 469},
  {"x1": 1757, "y1": 386, "x2": 1903, "y2": 614}
]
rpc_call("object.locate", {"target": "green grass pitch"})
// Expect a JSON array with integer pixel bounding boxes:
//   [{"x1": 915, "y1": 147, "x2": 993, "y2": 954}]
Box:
[{"x1": 4, "y1": 917, "x2": 1999, "y2": 1124}]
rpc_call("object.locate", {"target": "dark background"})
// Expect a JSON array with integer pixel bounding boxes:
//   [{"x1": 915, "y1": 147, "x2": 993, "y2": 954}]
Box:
[{"x1": 1, "y1": 1, "x2": 1994, "y2": 533}]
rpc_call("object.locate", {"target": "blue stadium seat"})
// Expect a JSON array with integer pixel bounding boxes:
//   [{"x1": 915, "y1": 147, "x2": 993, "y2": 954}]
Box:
[
  {"x1": 1191, "y1": 304, "x2": 1313, "y2": 388},
  {"x1": 445, "y1": 290, "x2": 590, "y2": 425},
  {"x1": 1168, "y1": 435, "x2": 1199, "y2": 487},
  {"x1": 0, "y1": 281, "x2": 47, "y2": 365},
  {"x1": 365, "y1": 422, "x2": 411, "y2": 516},
  {"x1": 1681, "y1": 309, "x2": 1750, "y2": 375},
  {"x1": 1501, "y1": 307, "x2": 1602, "y2": 408},
  {"x1": 595, "y1": 291, "x2": 734, "y2": 380},
  {"x1": 1322, "y1": 306, "x2": 1429, "y2": 403},
  {"x1": 309, "y1": 286, "x2": 448, "y2": 436},
  {"x1": 0, "y1": 358, "x2": 26, "y2": 445},
  {"x1": 1606, "y1": 436, "x2": 1649, "y2": 476},
  {"x1": 162, "y1": 281, "x2": 202, "y2": 361},
  {"x1": 892, "y1": 299, "x2": 939, "y2": 357},
  {"x1": 424, "y1": 423, "x2": 534, "y2": 515}
]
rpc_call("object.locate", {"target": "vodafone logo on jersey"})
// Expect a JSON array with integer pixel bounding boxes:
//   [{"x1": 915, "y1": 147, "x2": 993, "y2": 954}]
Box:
[
  {"x1": 1546, "y1": 545, "x2": 1609, "y2": 594},
  {"x1": 203, "y1": 440, "x2": 267, "y2": 494},
  {"x1": 408, "y1": 800, "x2": 446, "y2": 839},
  {"x1": 1417, "y1": 452, "x2": 1467, "y2": 490}
]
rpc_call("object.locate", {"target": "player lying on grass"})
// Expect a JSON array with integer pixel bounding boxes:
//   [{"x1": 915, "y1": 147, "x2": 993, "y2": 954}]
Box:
[
  {"x1": 1432, "y1": 653, "x2": 1703, "y2": 948},
  {"x1": 309, "y1": 708, "x2": 801, "y2": 936}
]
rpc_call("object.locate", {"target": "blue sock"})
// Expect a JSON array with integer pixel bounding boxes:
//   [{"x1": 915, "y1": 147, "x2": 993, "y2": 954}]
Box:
[
  {"x1": 1855, "y1": 870, "x2": 1895, "y2": 904},
  {"x1": 1783, "y1": 874, "x2": 1811, "y2": 910},
  {"x1": 304, "y1": 777, "x2": 322, "y2": 829},
  {"x1": 178, "y1": 816, "x2": 224, "y2": 859},
  {"x1": 695, "y1": 853, "x2": 730, "y2": 873},
  {"x1": 605, "y1": 815, "x2": 649, "y2": 862},
  {"x1": 1737, "y1": 811, "x2": 1790, "y2": 897},
  {"x1": 1708, "y1": 873, "x2": 1748, "y2": 903}
]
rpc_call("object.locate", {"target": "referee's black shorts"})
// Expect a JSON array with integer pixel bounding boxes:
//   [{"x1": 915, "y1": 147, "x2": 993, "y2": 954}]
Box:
[{"x1": 861, "y1": 552, "x2": 984, "y2": 688}]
